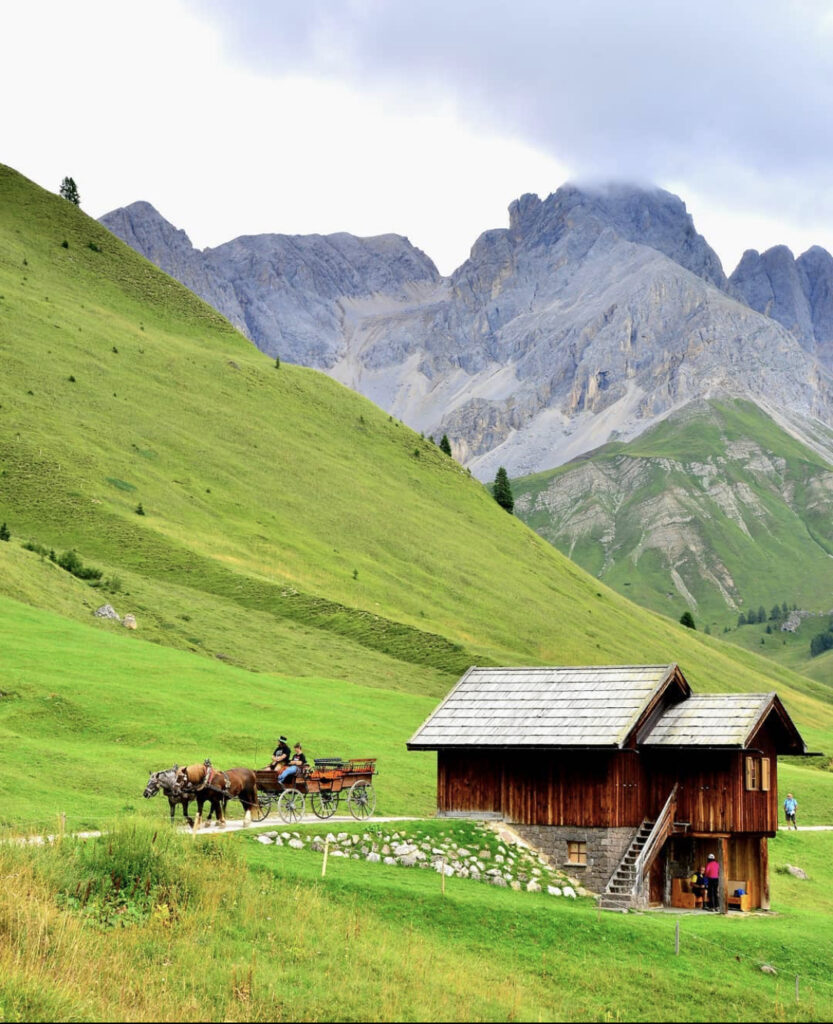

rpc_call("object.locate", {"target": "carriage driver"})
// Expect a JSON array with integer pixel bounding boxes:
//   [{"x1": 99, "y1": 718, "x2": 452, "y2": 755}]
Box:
[
  {"x1": 278, "y1": 743, "x2": 307, "y2": 783},
  {"x1": 269, "y1": 735, "x2": 291, "y2": 771}
]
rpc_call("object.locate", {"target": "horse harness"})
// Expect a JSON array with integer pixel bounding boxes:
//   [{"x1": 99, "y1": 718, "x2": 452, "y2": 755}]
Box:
[{"x1": 190, "y1": 759, "x2": 232, "y2": 796}]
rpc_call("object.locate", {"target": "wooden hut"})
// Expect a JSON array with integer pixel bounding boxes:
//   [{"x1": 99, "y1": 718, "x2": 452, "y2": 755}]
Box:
[{"x1": 407, "y1": 664, "x2": 806, "y2": 911}]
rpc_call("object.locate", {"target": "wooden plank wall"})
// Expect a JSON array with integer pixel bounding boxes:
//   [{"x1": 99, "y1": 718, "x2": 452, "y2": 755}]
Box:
[
  {"x1": 439, "y1": 750, "x2": 647, "y2": 826},
  {"x1": 439, "y1": 732, "x2": 779, "y2": 834}
]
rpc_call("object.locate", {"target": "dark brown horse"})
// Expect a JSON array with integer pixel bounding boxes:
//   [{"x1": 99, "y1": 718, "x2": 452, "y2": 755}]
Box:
[{"x1": 177, "y1": 760, "x2": 258, "y2": 829}]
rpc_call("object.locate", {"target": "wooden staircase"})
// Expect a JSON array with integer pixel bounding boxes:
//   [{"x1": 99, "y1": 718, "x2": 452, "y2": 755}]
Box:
[{"x1": 599, "y1": 784, "x2": 678, "y2": 911}]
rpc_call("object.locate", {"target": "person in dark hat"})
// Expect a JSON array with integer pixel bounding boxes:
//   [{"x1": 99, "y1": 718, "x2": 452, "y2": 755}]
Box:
[
  {"x1": 704, "y1": 853, "x2": 720, "y2": 911},
  {"x1": 269, "y1": 736, "x2": 291, "y2": 770}
]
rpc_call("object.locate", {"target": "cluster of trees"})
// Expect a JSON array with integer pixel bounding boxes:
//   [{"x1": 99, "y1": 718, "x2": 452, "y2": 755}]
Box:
[
  {"x1": 22, "y1": 541, "x2": 102, "y2": 581},
  {"x1": 737, "y1": 601, "x2": 794, "y2": 627},
  {"x1": 810, "y1": 621, "x2": 833, "y2": 658}
]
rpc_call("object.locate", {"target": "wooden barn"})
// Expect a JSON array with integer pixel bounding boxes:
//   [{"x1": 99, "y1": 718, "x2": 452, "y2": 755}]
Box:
[{"x1": 407, "y1": 664, "x2": 806, "y2": 911}]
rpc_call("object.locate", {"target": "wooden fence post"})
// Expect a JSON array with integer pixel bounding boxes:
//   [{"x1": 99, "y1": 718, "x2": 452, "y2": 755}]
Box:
[{"x1": 322, "y1": 840, "x2": 329, "y2": 878}]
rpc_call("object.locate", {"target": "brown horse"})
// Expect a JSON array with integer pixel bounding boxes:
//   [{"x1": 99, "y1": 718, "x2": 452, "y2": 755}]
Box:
[{"x1": 177, "y1": 760, "x2": 258, "y2": 829}]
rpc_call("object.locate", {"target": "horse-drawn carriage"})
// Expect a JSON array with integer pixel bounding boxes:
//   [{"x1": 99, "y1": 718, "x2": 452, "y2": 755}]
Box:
[{"x1": 254, "y1": 757, "x2": 377, "y2": 824}]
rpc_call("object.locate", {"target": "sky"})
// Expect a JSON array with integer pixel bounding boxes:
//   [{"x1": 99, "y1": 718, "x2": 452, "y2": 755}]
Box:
[{"x1": 4, "y1": 0, "x2": 833, "y2": 276}]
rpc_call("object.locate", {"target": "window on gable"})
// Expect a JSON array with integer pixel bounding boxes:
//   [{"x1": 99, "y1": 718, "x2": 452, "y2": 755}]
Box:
[
  {"x1": 567, "y1": 841, "x2": 587, "y2": 865},
  {"x1": 745, "y1": 755, "x2": 761, "y2": 791}
]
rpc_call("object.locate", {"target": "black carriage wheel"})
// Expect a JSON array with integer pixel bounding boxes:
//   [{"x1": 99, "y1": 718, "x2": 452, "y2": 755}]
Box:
[
  {"x1": 347, "y1": 781, "x2": 376, "y2": 820},
  {"x1": 310, "y1": 791, "x2": 340, "y2": 819},
  {"x1": 277, "y1": 788, "x2": 306, "y2": 824},
  {"x1": 252, "y1": 791, "x2": 273, "y2": 822}
]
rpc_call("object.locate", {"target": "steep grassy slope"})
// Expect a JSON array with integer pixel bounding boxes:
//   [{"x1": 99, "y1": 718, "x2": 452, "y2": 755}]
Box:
[
  {"x1": 514, "y1": 400, "x2": 833, "y2": 652},
  {"x1": 2, "y1": 164, "x2": 833, "y2": 833}
]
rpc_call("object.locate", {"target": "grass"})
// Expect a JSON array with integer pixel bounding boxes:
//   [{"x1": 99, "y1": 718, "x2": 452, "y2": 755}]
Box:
[{"x1": 2, "y1": 818, "x2": 833, "y2": 1021}]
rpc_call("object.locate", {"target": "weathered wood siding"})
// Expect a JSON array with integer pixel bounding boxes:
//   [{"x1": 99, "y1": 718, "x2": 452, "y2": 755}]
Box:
[
  {"x1": 439, "y1": 729, "x2": 779, "y2": 835},
  {"x1": 439, "y1": 750, "x2": 646, "y2": 827}
]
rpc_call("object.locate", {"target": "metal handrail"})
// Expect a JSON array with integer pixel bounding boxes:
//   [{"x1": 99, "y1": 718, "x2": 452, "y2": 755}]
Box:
[{"x1": 633, "y1": 783, "x2": 678, "y2": 898}]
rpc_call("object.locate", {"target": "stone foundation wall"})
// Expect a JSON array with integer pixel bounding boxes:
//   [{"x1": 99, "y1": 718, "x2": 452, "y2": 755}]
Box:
[{"x1": 513, "y1": 824, "x2": 636, "y2": 893}]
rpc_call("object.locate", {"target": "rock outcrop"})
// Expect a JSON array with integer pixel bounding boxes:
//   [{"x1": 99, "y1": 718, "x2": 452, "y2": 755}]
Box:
[{"x1": 730, "y1": 244, "x2": 833, "y2": 368}]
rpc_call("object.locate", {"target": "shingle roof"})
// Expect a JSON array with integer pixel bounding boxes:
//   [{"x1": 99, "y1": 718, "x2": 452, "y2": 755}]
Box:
[
  {"x1": 407, "y1": 665, "x2": 680, "y2": 749},
  {"x1": 641, "y1": 693, "x2": 775, "y2": 747}
]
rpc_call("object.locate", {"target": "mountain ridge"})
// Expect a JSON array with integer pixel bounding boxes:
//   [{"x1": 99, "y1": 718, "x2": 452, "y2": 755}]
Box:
[{"x1": 100, "y1": 183, "x2": 833, "y2": 479}]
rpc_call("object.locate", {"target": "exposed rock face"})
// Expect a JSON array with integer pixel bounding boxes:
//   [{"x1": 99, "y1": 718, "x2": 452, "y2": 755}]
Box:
[
  {"x1": 730, "y1": 244, "x2": 833, "y2": 368},
  {"x1": 101, "y1": 186, "x2": 833, "y2": 478}
]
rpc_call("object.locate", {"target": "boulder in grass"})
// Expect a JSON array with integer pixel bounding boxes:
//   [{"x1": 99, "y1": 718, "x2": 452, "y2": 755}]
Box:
[
  {"x1": 547, "y1": 885, "x2": 562, "y2": 896},
  {"x1": 366, "y1": 852, "x2": 381, "y2": 863},
  {"x1": 94, "y1": 604, "x2": 120, "y2": 620},
  {"x1": 256, "y1": 835, "x2": 273, "y2": 845},
  {"x1": 562, "y1": 886, "x2": 577, "y2": 898},
  {"x1": 490, "y1": 875, "x2": 508, "y2": 887},
  {"x1": 383, "y1": 856, "x2": 398, "y2": 866},
  {"x1": 527, "y1": 880, "x2": 541, "y2": 893},
  {"x1": 288, "y1": 839, "x2": 304, "y2": 850},
  {"x1": 122, "y1": 614, "x2": 138, "y2": 629},
  {"x1": 785, "y1": 864, "x2": 809, "y2": 880},
  {"x1": 400, "y1": 853, "x2": 419, "y2": 868}
]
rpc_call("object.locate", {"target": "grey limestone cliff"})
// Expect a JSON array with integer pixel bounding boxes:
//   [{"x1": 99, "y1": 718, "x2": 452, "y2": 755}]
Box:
[{"x1": 100, "y1": 186, "x2": 833, "y2": 478}]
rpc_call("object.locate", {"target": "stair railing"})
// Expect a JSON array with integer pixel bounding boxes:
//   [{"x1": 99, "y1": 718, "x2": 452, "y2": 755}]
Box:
[{"x1": 632, "y1": 783, "x2": 678, "y2": 900}]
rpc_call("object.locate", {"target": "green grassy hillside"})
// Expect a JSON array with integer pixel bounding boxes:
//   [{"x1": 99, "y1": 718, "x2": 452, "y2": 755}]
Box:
[
  {"x1": 1, "y1": 163, "x2": 833, "y2": 832},
  {"x1": 513, "y1": 400, "x2": 833, "y2": 685}
]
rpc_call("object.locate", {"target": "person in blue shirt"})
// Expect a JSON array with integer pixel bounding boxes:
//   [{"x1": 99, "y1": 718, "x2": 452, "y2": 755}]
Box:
[{"x1": 784, "y1": 793, "x2": 798, "y2": 830}]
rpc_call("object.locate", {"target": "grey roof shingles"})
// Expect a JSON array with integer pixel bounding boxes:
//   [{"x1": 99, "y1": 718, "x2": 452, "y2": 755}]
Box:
[
  {"x1": 408, "y1": 664, "x2": 679, "y2": 749},
  {"x1": 641, "y1": 693, "x2": 775, "y2": 747}
]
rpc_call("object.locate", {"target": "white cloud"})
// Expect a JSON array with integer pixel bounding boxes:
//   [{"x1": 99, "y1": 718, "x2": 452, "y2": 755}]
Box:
[{"x1": 5, "y1": 0, "x2": 833, "y2": 276}]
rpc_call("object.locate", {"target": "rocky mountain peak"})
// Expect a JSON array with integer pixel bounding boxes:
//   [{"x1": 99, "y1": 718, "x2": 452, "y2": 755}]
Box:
[
  {"x1": 730, "y1": 243, "x2": 833, "y2": 364},
  {"x1": 502, "y1": 183, "x2": 727, "y2": 288}
]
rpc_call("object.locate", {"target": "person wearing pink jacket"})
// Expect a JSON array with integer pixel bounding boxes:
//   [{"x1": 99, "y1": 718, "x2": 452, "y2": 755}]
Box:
[{"x1": 704, "y1": 854, "x2": 720, "y2": 911}]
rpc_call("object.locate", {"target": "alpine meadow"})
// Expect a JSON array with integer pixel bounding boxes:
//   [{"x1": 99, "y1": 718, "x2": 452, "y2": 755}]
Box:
[{"x1": 2, "y1": 164, "x2": 833, "y2": 1022}]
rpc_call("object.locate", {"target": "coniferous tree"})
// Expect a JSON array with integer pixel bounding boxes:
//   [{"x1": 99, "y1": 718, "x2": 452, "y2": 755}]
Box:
[
  {"x1": 439, "y1": 434, "x2": 452, "y2": 457},
  {"x1": 59, "y1": 176, "x2": 80, "y2": 205},
  {"x1": 679, "y1": 611, "x2": 696, "y2": 630},
  {"x1": 737, "y1": 612, "x2": 746, "y2": 627},
  {"x1": 492, "y1": 467, "x2": 515, "y2": 514},
  {"x1": 0, "y1": 522, "x2": 10, "y2": 542},
  {"x1": 757, "y1": 605, "x2": 767, "y2": 624},
  {"x1": 770, "y1": 604, "x2": 781, "y2": 621}
]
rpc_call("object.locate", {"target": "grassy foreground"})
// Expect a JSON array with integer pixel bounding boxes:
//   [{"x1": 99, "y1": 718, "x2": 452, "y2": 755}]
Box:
[{"x1": 1, "y1": 818, "x2": 832, "y2": 1022}]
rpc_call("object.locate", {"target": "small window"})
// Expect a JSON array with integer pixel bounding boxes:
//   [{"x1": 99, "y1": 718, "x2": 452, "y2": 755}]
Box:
[
  {"x1": 567, "y1": 841, "x2": 587, "y2": 865},
  {"x1": 745, "y1": 755, "x2": 760, "y2": 791},
  {"x1": 761, "y1": 757, "x2": 771, "y2": 792}
]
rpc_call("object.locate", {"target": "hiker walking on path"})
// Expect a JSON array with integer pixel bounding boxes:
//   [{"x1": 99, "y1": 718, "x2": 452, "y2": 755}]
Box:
[{"x1": 784, "y1": 792, "x2": 798, "y2": 830}]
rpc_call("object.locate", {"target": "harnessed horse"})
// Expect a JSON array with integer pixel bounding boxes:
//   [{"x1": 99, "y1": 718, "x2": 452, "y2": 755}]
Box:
[
  {"x1": 143, "y1": 765, "x2": 226, "y2": 828},
  {"x1": 176, "y1": 760, "x2": 258, "y2": 829}
]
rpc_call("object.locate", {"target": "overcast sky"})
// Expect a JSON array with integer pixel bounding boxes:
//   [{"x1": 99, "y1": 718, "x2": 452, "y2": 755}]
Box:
[{"x1": 5, "y1": 0, "x2": 833, "y2": 275}]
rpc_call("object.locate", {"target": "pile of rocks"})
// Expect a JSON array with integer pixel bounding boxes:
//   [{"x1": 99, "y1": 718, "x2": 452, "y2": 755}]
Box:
[{"x1": 253, "y1": 823, "x2": 584, "y2": 899}]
